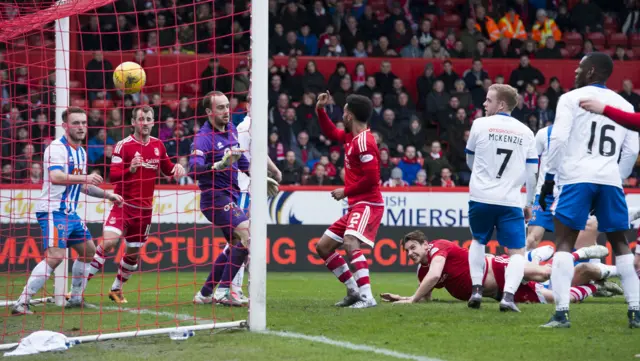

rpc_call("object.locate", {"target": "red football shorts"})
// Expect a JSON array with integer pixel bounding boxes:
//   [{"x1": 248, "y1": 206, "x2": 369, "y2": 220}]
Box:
[
  {"x1": 325, "y1": 203, "x2": 384, "y2": 247},
  {"x1": 492, "y1": 256, "x2": 546, "y2": 304},
  {"x1": 104, "y1": 204, "x2": 153, "y2": 248}
]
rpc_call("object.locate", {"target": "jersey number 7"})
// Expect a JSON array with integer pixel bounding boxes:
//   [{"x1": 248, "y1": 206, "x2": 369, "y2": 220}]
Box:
[{"x1": 496, "y1": 148, "x2": 512, "y2": 179}]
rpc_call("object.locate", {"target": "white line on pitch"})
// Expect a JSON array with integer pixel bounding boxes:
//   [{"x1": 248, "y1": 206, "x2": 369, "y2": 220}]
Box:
[
  {"x1": 83, "y1": 303, "x2": 212, "y2": 324},
  {"x1": 262, "y1": 330, "x2": 443, "y2": 361}
]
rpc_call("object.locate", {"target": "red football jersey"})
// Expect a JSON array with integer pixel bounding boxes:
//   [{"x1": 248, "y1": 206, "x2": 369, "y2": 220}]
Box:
[
  {"x1": 110, "y1": 135, "x2": 174, "y2": 208},
  {"x1": 417, "y1": 240, "x2": 475, "y2": 301},
  {"x1": 318, "y1": 109, "x2": 383, "y2": 207}
]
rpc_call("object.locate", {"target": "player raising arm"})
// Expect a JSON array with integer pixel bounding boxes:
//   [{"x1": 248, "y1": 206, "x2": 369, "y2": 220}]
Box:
[
  {"x1": 12, "y1": 107, "x2": 123, "y2": 314},
  {"x1": 579, "y1": 98, "x2": 640, "y2": 132},
  {"x1": 314, "y1": 91, "x2": 384, "y2": 309},
  {"x1": 84, "y1": 106, "x2": 185, "y2": 304},
  {"x1": 465, "y1": 84, "x2": 538, "y2": 312},
  {"x1": 539, "y1": 52, "x2": 640, "y2": 328}
]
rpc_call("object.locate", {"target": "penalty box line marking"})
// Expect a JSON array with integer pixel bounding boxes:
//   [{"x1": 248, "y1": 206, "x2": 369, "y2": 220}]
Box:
[
  {"x1": 79, "y1": 304, "x2": 443, "y2": 361},
  {"x1": 263, "y1": 330, "x2": 443, "y2": 361}
]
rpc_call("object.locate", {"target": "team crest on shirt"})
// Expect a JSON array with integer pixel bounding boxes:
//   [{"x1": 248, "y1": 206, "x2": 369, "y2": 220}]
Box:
[
  {"x1": 154, "y1": 147, "x2": 159, "y2": 156},
  {"x1": 57, "y1": 224, "x2": 65, "y2": 231},
  {"x1": 109, "y1": 217, "x2": 116, "y2": 224},
  {"x1": 217, "y1": 142, "x2": 224, "y2": 149}
]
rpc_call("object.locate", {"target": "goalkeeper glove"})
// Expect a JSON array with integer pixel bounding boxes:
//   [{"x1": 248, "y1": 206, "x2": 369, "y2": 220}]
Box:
[
  {"x1": 212, "y1": 148, "x2": 244, "y2": 171},
  {"x1": 267, "y1": 177, "x2": 279, "y2": 198},
  {"x1": 538, "y1": 180, "x2": 555, "y2": 211}
]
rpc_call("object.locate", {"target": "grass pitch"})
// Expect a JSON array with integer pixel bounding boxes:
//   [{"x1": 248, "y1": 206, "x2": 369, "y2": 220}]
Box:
[{"x1": 1, "y1": 272, "x2": 638, "y2": 361}]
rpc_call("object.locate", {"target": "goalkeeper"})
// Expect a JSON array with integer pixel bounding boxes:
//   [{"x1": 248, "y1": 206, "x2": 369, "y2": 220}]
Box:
[{"x1": 190, "y1": 91, "x2": 279, "y2": 306}]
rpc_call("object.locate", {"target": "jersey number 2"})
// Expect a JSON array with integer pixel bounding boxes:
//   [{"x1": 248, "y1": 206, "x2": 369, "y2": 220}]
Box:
[
  {"x1": 587, "y1": 121, "x2": 616, "y2": 157},
  {"x1": 496, "y1": 148, "x2": 512, "y2": 179}
]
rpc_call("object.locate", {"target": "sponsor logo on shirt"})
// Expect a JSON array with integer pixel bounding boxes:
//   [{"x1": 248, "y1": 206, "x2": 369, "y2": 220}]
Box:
[
  {"x1": 154, "y1": 147, "x2": 160, "y2": 156},
  {"x1": 360, "y1": 154, "x2": 373, "y2": 163}
]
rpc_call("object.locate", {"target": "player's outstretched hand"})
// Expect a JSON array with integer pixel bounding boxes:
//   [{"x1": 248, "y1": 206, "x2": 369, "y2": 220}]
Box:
[
  {"x1": 86, "y1": 173, "x2": 103, "y2": 186},
  {"x1": 330, "y1": 188, "x2": 345, "y2": 201},
  {"x1": 108, "y1": 193, "x2": 124, "y2": 206},
  {"x1": 539, "y1": 180, "x2": 555, "y2": 211},
  {"x1": 380, "y1": 293, "x2": 404, "y2": 302},
  {"x1": 579, "y1": 98, "x2": 605, "y2": 115},
  {"x1": 316, "y1": 91, "x2": 330, "y2": 110},
  {"x1": 171, "y1": 163, "x2": 186, "y2": 179},
  {"x1": 267, "y1": 177, "x2": 279, "y2": 197}
]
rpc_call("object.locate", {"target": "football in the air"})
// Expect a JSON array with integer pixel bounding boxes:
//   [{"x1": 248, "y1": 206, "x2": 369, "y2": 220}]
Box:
[{"x1": 113, "y1": 61, "x2": 146, "y2": 94}]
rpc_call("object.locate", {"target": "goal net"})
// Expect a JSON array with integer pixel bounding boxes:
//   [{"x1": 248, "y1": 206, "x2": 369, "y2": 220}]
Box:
[{"x1": 0, "y1": 0, "x2": 267, "y2": 349}]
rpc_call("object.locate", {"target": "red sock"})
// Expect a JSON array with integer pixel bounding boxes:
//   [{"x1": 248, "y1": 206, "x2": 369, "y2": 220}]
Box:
[
  {"x1": 112, "y1": 255, "x2": 138, "y2": 291},
  {"x1": 571, "y1": 251, "x2": 580, "y2": 262},
  {"x1": 569, "y1": 284, "x2": 597, "y2": 303},
  {"x1": 87, "y1": 245, "x2": 106, "y2": 280},
  {"x1": 323, "y1": 252, "x2": 358, "y2": 292},
  {"x1": 350, "y1": 250, "x2": 372, "y2": 297}
]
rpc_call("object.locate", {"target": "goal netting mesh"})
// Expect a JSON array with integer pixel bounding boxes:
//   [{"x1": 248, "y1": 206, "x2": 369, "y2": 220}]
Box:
[{"x1": 0, "y1": 0, "x2": 257, "y2": 348}]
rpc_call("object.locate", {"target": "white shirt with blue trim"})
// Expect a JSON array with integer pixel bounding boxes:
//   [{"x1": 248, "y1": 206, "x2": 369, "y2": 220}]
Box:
[
  {"x1": 236, "y1": 115, "x2": 251, "y2": 193},
  {"x1": 534, "y1": 125, "x2": 553, "y2": 195},
  {"x1": 466, "y1": 113, "x2": 537, "y2": 207},
  {"x1": 36, "y1": 136, "x2": 87, "y2": 214},
  {"x1": 544, "y1": 84, "x2": 639, "y2": 188}
]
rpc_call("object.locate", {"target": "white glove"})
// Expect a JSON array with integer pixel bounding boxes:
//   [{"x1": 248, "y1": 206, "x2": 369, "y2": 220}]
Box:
[
  {"x1": 212, "y1": 148, "x2": 245, "y2": 170},
  {"x1": 267, "y1": 177, "x2": 279, "y2": 198}
]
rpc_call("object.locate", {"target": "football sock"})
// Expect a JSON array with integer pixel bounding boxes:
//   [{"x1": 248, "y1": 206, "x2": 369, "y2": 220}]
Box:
[
  {"x1": 18, "y1": 261, "x2": 53, "y2": 305},
  {"x1": 503, "y1": 254, "x2": 525, "y2": 296},
  {"x1": 218, "y1": 245, "x2": 248, "y2": 290},
  {"x1": 551, "y1": 252, "x2": 574, "y2": 312},
  {"x1": 87, "y1": 244, "x2": 106, "y2": 280},
  {"x1": 469, "y1": 240, "x2": 485, "y2": 287},
  {"x1": 111, "y1": 255, "x2": 137, "y2": 291},
  {"x1": 351, "y1": 250, "x2": 373, "y2": 299},
  {"x1": 323, "y1": 252, "x2": 358, "y2": 294},
  {"x1": 200, "y1": 247, "x2": 229, "y2": 297},
  {"x1": 70, "y1": 260, "x2": 90, "y2": 300},
  {"x1": 569, "y1": 284, "x2": 596, "y2": 302},
  {"x1": 617, "y1": 254, "x2": 640, "y2": 311}
]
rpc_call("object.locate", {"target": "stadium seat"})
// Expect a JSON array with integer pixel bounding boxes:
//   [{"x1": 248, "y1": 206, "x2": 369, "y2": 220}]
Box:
[
  {"x1": 633, "y1": 47, "x2": 640, "y2": 59},
  {"x1": 627, "y1": 49, "x2": 635, "y2": 59},
  {"x1": 562, "y1": 32, "x2": 583, "y2": 46},
  {"x1": 602, "y1": 48, "x2": 614, "y2": 57},
  {"x1": 424, "y1": 13, "x2": 438, "y2": 25},
  {"x1": 434, "y1": 30, "x2": 446, "y2": 40},
  {"x1": 632, "y1": 34, "x2": 640, "y2": 47},
  {"x1": 163, "y1": 83, "x2": 177, "y2": 93},
  {"x1": 560, "y1": 48, "x2": 570, "y2": 58},
  {"x1": 439, "y1": 14, "x2": 461, "y2": 31},
  {"x1": 369, "y1": 0, "x2": 385, "y2": 12},
  {"x1": 92, "y1": 99, "x2": 114, "y2": 109},
  {"x1": 438, "y1": 0, "x2": 456, "y2": 13},
  {"x1": 604, "y1": 16, "x2": 617, "y2": 33},
  {"x1": 566, "y1": 44, "x2": 582, "y2": 58},
  {"x1": 71, "y1": 98, "x2": 86, "y2": 108},
  {"x1": 608, "y1": 33, "x2": 628, "y2": 48},
  {"x1": 167, "y1": 99, "x2": 179, "y2": 111},
  {"x1": 69, "y1": 80, "x2": 82, "y2": 89},
  {"x1": 586, "y1": 32, "x2": 606, "y2": 48}
]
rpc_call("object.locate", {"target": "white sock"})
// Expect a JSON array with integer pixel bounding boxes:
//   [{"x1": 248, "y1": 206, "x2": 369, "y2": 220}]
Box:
[
  {"x1": 588, "y1": 258, "x2": 601, "y2": 264},
  {"x1": 70, "y1": 260, "x2": 90, "y2": 299},
  {"x1": 617, "y1": 254, "x2": 640, "y2": 311},
  {"x1": 503, "y1": 254, "x2": 525, "y2": 295},
  {"x1": 469, "y1": 240, "x2": 486, "y2": 287},
  {"x1": 18, "y1": 261, "x2": 53, "y2": 305},
  {"x1": 551, "y1": 252, "x2": 574, "y2": 311},
  {"x1": 594, "y1": 263, "x2": 618, "y2": 279},
  {"x1": 232, "y1": 264, "x2": 245, "y2": 292}
]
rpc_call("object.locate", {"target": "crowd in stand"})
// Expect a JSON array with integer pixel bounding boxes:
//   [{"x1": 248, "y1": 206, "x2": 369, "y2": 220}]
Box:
[{"x1": 2, "y1": 0, "x2": 640, "y2": 187}]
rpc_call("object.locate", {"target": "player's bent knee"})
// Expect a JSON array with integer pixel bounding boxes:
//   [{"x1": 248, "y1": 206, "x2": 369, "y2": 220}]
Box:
[
  {"x1": 101, "y1": 230, "x2": 121, "y2": 251},
  {"x1": 342, "y1": 235, "x2": 361, "y2": 253},
  {"x1": 315, "y1": 236, "x2": 338, "y2": 258},
  {"x1": 44, "y1": 248, "x2": 66, "y2": 268}
]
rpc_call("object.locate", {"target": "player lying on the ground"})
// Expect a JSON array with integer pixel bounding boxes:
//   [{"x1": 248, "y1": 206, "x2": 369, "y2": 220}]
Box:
[
  {"x1": 83, "y1": 106, "x2": 185, "y2": 305},
  {"x1": 380, "y1": 231, "x2": 619, "y2": 306},
  {"x1": 12, "y1": 107, "x2": 123, "y2": 315},
  {"x1": 191, "y1": 91, "x2": 279, "y2": 307},
  {"x1": 313, "y1": 92, "x2": 385, "y2": 309}
]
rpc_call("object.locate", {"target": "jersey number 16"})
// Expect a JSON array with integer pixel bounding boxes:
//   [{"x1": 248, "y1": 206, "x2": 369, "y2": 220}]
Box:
[{"x1": 587, "y1": 121, "x2": 616, "y2": 157}]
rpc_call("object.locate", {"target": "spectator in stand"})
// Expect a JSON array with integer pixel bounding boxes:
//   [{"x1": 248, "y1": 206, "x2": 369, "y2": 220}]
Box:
[
  {"x1": 85, "y1": 51, "x2": 113, "y2": 104},
  {"x1": 614, "y1": 46, "x2": 631, "y2": 61},
  {"x1": 296, "y1": 92, "x2": 321, "y2": 141},
  {"x1": 352, "y1": 63, "x2": 367, "y2": 91},
  {"x1": 307, "y1": 163, "x2": 332, "y2": 185},
  {"x1": 374, "y1": 61, "x2": 398, "y2": 96},
  {"x1": 282, "y1": 56, "x2": 304, "y2": 101},
  {"x1": 269, "y1": 74, "x2": 283, "y2": 109},
  {"x1": 527, "y1": 113, "x2": 542, "y2": 133},
  {"x1": 372, "y1": 131, "x2": 389, "y2": 154},
  {"x1": 283, "y1": 31, "x2": 306, "y2": 56},
  {"x1": 574, "y1": 39, "x2": 596, "y2": 59},
  {"x1": 424, "y1": 141, "x2": 453, "y2": 182},
  {"x1": 200, "y1": 58, "x2": 231, "y2": 97},
  {"x1": 279, "y1": 150, "x2": 304, "y2": 185},
  {"x1": 401, "y1": 36, "x2": 423, "y2": 58},
  {"x1": 80, "y1": 16, "x2": 100, "y2": 51},
  {"x1": 499, "y1": 7, "x2": 527, "y2": 43},
  {"x1": 323, "y1": 93, "x2": 344, "y2": 122},
  {"x1": 369, "y1": 92, "x2": 385, "y2": 128},
  {"x1": 423, "y1": 38, "x2": 450, "y2": 60},
  {"x1": 523, "y1": 82, "x2": 539, "y2": 111},
  {"x1": 233, "y1": 62, "x2": 251, "y2": 102},
  {"x1": 509, "y1": 55, "x2": 545, "y2": 92},
  {"x1": 151, "y1": 93, "x2": 173, "y2": 123},
  {"x1": 464, "y1": 59, "x2": 489, "y2": 104},
  {"x1": 383, "y1": 167, "x2": 410, "y2": 187},
  {"x1": 333, "y1": 77, "x2": 354, "y2": 108},
  {"x1": 371, "y1": 36, "x2": 399, "y2": 57},
  {"x1": 313, "y1": 155, "x2": 337, "y2": 178},
  {"x1": 14, "y1": 143, "x2": 34, "y2": 180},
  {"x1": 319, "y1": 34, "x2": 345, "y2": 57},
  {"x1": 451, "y1": 79, "x2": 472, "y2": 110},
  {"x1": 31, "y1": 113, "x2": 51, "y2": 153},
  {"x1": 298, "y1": 24, "x2": 319, "y2": 56},
  {"x1": 450, "y1": 129, "x2": 471, "y2": 185},
  {"x1": 302, "y1": 60, "x2": 326, "y2": 95},
  {"x1": 416, "y1": 63, "x2": 436, "y2": 111},
  {"x1": 432, "y1": 167, "x2": 455, "y2": 187},
  {"x1": 492, "y1": 37, "x2": 519, "y2": 58},
  {"x1": 426, "y1": 80, "x2": 451, "y2": 120},
  {"x1": 357, "y1": 75, "x2": 377, "y2": 98},
  {"x1": 176, "y1": 97, "x2": 195, "y2": 134},
  {"x1": 397, "y1": 145, "x2": 422, "y2": 184},
  {"x1": 474, "y1": 5, "x2": 500, "y2": 44},
  {"x1": 622, "y1": 1, "x2": 640, "y2": 35},
  {"x1": 395, "y1": 92, "x2": 417, "y2": 124},
  {"x1": 406, "y1": 117, "x2": 427, "y2": 153},
  {"x1": 279, "y1": 107, "x2": 304, "y2": 151},
  {"x1": 384, "y1": 78, "x2": 408, "y2": 109},
  {"x1": 359, "y1": 4, "x2": 383, "y2": 41},
  {"x1": 106, "y1": 109, "x2": 126, "y2": 142},
  {"x1": 379, "y1": 147, "x2": 393, "y2": 183},
  {"x1": 520, "y1": 40, "x2": 538, "y2": 58},
  {"x1": 536, "y1": 95, "x2": 555, "y2": 124},
  {"x1": 341, "y1": 16, "x2": 363, "y2": 55},
  {"x1": 309, "y1": 0, "x2": 333, "y2": 35},
  {"x1": 511, "y1": 94, "x2": 528, "y2": 122},
  {"x1": 437, "y1": 96, "x2": 461, "y2": 139},
  {"x1": 390, "y1": 19, "x2": 413, "y2": 52},
  {"x1": 29, "y1": 163, "x2": 42, "y2": 184},
  {"x1": 414, "y1": 169, "x2": 428, "y2": 186},
  {"x1": 175, "y1": 157, "x2": 194, "y2": 185},
  {"x1": 87, "y1": 128, "x2": 115, "y2": 165},
  {"x1": 332, "y1": 167, "x2": 346, "y2": 185},
  {"x1": 437, "y1": 60, "x2": 460, "y2": 93},
  {"x1": 87, "y1": 109, "x2": 103, "y2": 139},
  {"x1": 460, "y1": 18, "x2": 485, "y2": 56},
  {"x1": 328, "y1": 146, "x2": 343, "y2": 169},
  {"x1": 281, "y1": 0, "x2": 306, "y2": 33},
  {"x1": 331, "y1": 1, "x2": 348, "y2": 32},
  {"x1": 164, "y1": 123, "x2": 191, "y2": 159},
  {"x1": 1, "y1": 164, "x2": 12, "y2": 184},
  {"x1": 620, "y1": 79, "x2": 640, "y2": 111},
  {"x1": 353, "y1": 40, "x2": 368, "y2": 57},
  {"x1": 271, "y1": 23, "x2": 289, "y2": 55},
  {"x1": 554, "y1": 3, "x2": 573, "y2": 33},
  {"x1": 545, "y1": 76, "x2": 564, "y2": 111},
  {"x1": 571, "y1": 0, "x2": 604, "y2": 33},
  {"x1": 537, "y1": 37, "x2": 562, "y2": 59},
  {"x1": 375, "y1": 109, "x2": 404, "y2": 156},
  {"x1": 417, "y1": 19, "x2": 435, "y2": 50},
  {"x1": 450, "y1": 41, "x2": 469, "y2": 59},
  {"x1": 292, "y1": 131, "x2": 322, "y2": 166},
  {"x1": 268, "y1": 128, "x2": 285, "y2": 164},
  {"x1": 328, "y1": 62, "x2": 348, "y2": 94},
  {"x1": 532, "y1": 9, "x2": 561, "y2": 48}
]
